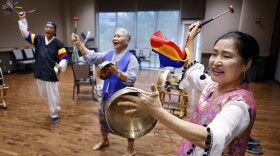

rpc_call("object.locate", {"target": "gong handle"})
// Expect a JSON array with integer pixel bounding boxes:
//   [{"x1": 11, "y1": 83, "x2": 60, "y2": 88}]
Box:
[{"x1": 126, "y1": 87, "x2": 159, "y2": 97}]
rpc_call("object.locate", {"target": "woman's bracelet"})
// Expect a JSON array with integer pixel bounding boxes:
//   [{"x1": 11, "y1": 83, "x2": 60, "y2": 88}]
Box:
[
  {"x1": 178, "y1": 60, "x2": 199, "y2": 86},
  {"x1": 185, "y1": 35, "x2": 190, "y2": 46},
  {"x1": 78, "y1": 45, "x2": 84, "y2": 52},
  {"x1": 118, "y1": 70, "x2": 121, "y2": 77}
]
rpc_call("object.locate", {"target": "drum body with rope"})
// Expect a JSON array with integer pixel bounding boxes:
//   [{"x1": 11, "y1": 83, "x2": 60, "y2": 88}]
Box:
[{"x1": 156, "y1": 68, "x2": 188, "y2": 118}]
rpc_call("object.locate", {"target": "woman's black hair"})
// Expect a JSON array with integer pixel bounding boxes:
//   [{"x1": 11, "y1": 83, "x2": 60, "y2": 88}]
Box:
[{"x1": 214, "y1": 31, "x2": 260, "y2": 64}]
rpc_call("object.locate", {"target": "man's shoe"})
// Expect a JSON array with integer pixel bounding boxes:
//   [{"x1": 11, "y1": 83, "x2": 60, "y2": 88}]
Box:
[
  {"x1": 246, "y1": 144, "x2": 263, "y2": 154},
  {"x1": 52, "y1": 117, "x2": 59, "y2": 124},
  {"x1": 248, "y1": 137, "x2": 260, "y2": 145}
]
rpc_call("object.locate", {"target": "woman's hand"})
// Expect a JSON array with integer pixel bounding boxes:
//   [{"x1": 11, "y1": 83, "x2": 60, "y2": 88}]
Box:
[
  {"x1": 111, "y1": 62, "x2": 120, "y2": 75},
  {"x1": 71, "y1": 33, "x2": 82, "y2": 47},
  {"x1": 118, "y1": 84, "x2": 162, "y2": 114},
  {"x1": 184, "y1": 21, "x2": 201, "y2": 65},
  {"x1": 102, "y1": 62, "x2": 119, "y2": 75},
  {"x1": 187, "y1": 21, "x2": 201, "y2": 41}
]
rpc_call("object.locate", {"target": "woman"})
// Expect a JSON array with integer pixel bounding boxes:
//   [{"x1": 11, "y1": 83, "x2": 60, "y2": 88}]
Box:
[
  {"x1": 118, "y1": 22, "x2": 259, "y2": 155},
  {"x1": 72, "y1": 28, "x2": 139, "y2": 156}
]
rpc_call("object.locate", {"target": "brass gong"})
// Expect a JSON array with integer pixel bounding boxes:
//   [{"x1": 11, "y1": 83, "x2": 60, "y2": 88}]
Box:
[
  {"x1": 105, "y1": 87, "x2": 158, "y2": 139},
  {"x1": 54, "y1": 63, "x2": 60, "y2": 80},
  {"x1": 98, "y1": 61, "x2": 113, "y2": 80}
]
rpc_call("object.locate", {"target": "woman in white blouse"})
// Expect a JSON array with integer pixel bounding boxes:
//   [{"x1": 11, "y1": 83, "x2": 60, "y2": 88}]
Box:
[{"x1": 119, "y1": 22, "x2": 260, "y2": 156}]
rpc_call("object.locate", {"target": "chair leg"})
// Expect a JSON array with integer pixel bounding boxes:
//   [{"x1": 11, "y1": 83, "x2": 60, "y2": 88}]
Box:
[
  {"x1": 73, "y1": 85, "x2": 75, "y2": 100},
  {"x1": 138, "y1": 60, "x2": 142, "y2": 70},
  {"x1": 92, "y1": 86, "x2": 94, "y2": 100},
  {"x1": 77, "y1": 85, "x2": 80, "y2": 95}
]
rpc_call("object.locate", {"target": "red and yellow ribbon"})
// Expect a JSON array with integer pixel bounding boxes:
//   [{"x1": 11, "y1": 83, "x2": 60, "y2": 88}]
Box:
[{"x1": 150, "y1": 31, "x2": 189, "y2": 68}]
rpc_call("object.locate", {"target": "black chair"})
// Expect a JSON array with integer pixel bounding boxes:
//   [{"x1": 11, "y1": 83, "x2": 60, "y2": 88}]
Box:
[
  {"x1": 23, "y1": 48, "x2": 35, "y2": 62},
  {"x1": 12, "y1": 49, "x2": 35, "y2": 72},
  {"x1": 31, "y1": 47, "x2": 36, "y2": 55},
  {"x1": 134, "y1": 48, "x2": 141, "y2": 58},
  {"x1": 72, "y1": 61, "x2": 95, "y2": 100},
  {"x1": 131, "y1": 49, "x2": 141, "y2": 65},
  {"x1": 139, "y1": 48, "x2": 152, "y2": 69}
]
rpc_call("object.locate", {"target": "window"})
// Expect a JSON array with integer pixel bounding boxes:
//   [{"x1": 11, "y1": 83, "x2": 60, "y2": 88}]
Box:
[
  {"x1": 98, "y1": 13, "x2": 116, "y2": 51},
  {"x1": 157, "y1": 11, "x2": 180, "y2": 43},
  {"x1": 117, "y1": 12, "x2": 136, "y2": 50},
  {"x1": 136, "y1": 11, "x2": 157, "y2": 48},
  {"x1": 97, "y1": 11, "x2": 179, "y2": 52}
]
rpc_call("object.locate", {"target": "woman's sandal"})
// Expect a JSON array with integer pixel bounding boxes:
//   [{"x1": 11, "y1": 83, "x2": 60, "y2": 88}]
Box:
[
  {"x1": 122, "y1": 150, "x2": 136, "y2": 156},
  {"x1": 92, "y1": 141, "x2": 109, "y2": 150}
]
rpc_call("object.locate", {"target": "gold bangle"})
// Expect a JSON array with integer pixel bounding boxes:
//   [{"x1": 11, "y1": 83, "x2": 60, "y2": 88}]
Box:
[
  {"x1": 78, "y1": 45, "x2": 84, "y2": 51},
  {"x1": 118, "y1": 70, "x2": 121, "y2": 77}
]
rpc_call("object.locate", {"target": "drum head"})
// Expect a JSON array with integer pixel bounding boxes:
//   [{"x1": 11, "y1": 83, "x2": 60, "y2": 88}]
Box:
[
  {"x1": 98, "y1": 61, "x2": 113, "y2": 80},
  {"x1": 157, "y1": 69, "x2": 171, "y2": 91},
  {"x1": 105, "y1": 87, "x2": 157, "y2": 139}
]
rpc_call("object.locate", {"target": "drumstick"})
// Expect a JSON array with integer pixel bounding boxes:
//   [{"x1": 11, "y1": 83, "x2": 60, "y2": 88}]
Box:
[
  {"x1": 190, "y1": 5, "x2": 234, "y2": 31},
  {"x1": 201, "y1": 5, "x2": 234, "y2": 28},
  {"x1": 74, "y1": 16, "x2": 79, "y2": 34},
  {"x1": 184, "y1": 5, "x2": 234, "y2": 67},
  {"x1": 72, "y1": 16, "x2": 79, "y2": 62}
]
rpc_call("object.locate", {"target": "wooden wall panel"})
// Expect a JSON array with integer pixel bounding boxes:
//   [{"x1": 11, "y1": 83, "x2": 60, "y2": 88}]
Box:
[{"x1": 180, "y1": 0, "x2": 206, "y2": 19}]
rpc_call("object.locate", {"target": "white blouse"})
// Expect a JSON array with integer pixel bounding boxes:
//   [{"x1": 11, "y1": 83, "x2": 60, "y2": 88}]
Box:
[{"x1": 179, "y1": 63, "x2": 250, "y2": 155}]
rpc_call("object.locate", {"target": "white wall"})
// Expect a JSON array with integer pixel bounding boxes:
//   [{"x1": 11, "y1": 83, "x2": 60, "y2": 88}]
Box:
[
  {"x1": 240, "y1": 0, "x2": 278, "y2": 56},
  {"x1": 201, "y1": 0, "x2": 278, "y2": 57},
  {"x1": 62, "y1": 0, "x2": 96, "y2": 48},
  {"x1": 0, "y1": 0, "x2": 96, "y2": 50},
  {"x1": 202, "y1": 0, "x2": 242, "y2": 53}
]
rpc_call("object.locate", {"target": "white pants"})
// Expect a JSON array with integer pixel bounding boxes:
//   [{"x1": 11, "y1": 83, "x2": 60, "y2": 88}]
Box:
[{"x1": 37, "y1": 79, "x2": 60, "y2": 118}]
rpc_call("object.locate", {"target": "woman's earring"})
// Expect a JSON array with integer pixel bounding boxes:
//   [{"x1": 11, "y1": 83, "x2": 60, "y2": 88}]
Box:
[{"x1": 242, "y1": 71, "x2": 249, "y2": 84}]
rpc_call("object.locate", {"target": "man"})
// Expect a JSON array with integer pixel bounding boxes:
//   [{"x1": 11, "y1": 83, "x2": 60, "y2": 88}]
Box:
[{"x1": 18, "y1": 11, "x2": 68, "y2": 124}]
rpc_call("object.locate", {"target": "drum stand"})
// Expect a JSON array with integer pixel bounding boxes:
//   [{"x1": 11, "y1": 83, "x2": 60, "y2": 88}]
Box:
[
  {"x1": 159, "y1": 90, "x2": 188, "y2": 119},
  {"x1": 157, "y1": 69, "x2": 188, "y2": 118},
  {"x1": 0, "y1": 84, "x2": 8, "y2": 109},
  {"x1": 0, "y1": 67, "x2": 8, "y2": 109}
]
